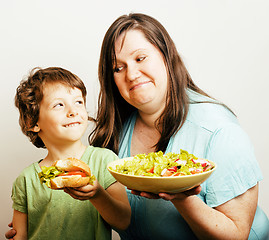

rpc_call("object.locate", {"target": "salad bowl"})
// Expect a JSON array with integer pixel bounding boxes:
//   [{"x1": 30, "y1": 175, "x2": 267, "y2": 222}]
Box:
[{"x1": 107, "y1": 157, "x2": 217, "y2": 194}]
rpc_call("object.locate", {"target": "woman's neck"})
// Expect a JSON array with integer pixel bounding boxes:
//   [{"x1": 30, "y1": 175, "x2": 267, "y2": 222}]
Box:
[
  {"x1": 131, "y1": 111, "x2": 162, "y2": 156},
  {"x1": 137, "y1": 108, "x2": 163, "y2": 129}
]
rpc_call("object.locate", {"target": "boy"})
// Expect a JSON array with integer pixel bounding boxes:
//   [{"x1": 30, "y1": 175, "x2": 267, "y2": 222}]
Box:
[{"x1": 12, "y1": 67, "x2": 131, "y2": 239}]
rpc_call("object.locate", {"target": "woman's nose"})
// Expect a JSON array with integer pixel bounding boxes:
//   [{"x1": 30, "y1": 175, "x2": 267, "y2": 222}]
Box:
[{"x1": 126, "y1": 65, "x2": 140, "y2": 81}]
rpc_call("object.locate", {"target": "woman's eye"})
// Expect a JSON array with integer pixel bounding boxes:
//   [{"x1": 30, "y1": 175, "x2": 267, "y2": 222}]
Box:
[
  {"x1": 114, "y1": 66, "x2": 123, "y2": 73},
  {"x1": 137, "y1": 56, "x2": 146, "y2": 62}
]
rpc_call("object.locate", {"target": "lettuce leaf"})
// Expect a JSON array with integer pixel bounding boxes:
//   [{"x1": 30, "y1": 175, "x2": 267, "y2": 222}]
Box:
[
  {"x1": 38, "y1": 166, "x2": 64, "y2": 188},
  {"x1": 113, "y1": 149, "x2": 211, "y2": 177}
]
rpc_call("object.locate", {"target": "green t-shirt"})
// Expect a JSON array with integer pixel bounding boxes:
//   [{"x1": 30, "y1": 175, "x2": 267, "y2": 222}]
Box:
[{"x1": 12, "y1": 146, "x2": 118, "y2": 240}]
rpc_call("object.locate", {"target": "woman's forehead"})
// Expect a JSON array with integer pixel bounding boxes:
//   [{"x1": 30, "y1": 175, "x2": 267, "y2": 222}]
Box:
[{"x1": 114, "y1": 30, "x2": 155, "y2": 57}]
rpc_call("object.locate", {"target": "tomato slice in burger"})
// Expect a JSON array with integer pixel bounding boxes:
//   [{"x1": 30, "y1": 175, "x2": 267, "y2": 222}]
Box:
[{"x1": 58, "y1": 171, "x2": 87, "y2": 177}]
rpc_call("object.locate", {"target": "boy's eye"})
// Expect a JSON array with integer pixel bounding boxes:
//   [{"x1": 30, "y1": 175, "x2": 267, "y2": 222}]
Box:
[
  {"x1": 54, "y1": 103, "x2": 63, "y2": 108},
  {"x1": 75, "y1": 100, "x2": 84, "y2": 105}
]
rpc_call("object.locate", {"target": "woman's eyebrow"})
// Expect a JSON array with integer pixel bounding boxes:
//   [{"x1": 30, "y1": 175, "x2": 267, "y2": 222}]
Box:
[
  {"x1": 130, "y1": 48, "x2": 146, "y2": 56},
  {"x1": 116, "y1": 48, "x2": 147, "y2": 63}
]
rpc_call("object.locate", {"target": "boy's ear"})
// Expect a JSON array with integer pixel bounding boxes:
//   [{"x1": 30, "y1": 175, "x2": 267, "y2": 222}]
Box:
[{"x1": 31, "y1": 124, "x2": 40, "y2": 133}]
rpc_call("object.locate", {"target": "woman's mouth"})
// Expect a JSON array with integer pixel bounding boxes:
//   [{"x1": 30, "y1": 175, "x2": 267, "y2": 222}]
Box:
[{"x1": 130, "y1": 81, "x2": 151, "y2": 91}]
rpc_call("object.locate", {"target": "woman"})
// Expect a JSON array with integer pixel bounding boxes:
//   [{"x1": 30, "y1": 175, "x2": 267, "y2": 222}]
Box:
[
  {"x1": 6, "y1": 13, "x2": 269, "y2": 240},
  {"x1": 88, "y1": 13, "x2": 269, "y2": 239}
]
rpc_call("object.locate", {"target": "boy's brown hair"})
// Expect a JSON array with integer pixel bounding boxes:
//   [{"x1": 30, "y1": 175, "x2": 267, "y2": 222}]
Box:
[{"x1": 15, "y1": 67, "x2": 87, "y2": 148}]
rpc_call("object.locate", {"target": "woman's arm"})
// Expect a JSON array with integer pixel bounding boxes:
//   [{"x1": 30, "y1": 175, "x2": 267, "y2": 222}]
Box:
[
  {"x1": 12, "y1": 210, "x2": 27, "y2": 240},
  {"x1": 64, "y1": 181, "x2": 131, "y2": 230},
  {"x1": 160, "y1": 184, "x2": 258, "y2": 240},
  {"x1": 5, "y1": 222, "x2": 16, "y2": 239}
]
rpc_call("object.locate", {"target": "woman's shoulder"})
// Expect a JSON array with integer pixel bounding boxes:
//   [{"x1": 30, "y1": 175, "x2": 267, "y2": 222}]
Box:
[{"x1": 187, "y1": 90, "x2": 238, "y2": 133}]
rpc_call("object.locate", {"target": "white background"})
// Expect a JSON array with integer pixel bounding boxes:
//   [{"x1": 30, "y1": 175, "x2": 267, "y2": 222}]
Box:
[{"x1": 1, "y1": 0, "x2": 268, "y2": 238}]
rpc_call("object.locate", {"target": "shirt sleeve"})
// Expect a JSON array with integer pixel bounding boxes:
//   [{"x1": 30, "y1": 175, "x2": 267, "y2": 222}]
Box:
[
  {"x1": 204, "y1": 122, "x2": 263, "y2": 207},
  {"x1": 12, "y1": 174, "x2": 28, "y2": 213},
  {"x1": 102, "y1": 149, "x2": 118, "y2": 189},
  {"x1": 89, "y1": 147, "x2": 118, "y2": 190}
]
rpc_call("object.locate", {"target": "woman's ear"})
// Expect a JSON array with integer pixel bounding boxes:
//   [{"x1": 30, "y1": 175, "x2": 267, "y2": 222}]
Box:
[{"x1": 31, "y1": 124, "x2": 40, "y2": 133}]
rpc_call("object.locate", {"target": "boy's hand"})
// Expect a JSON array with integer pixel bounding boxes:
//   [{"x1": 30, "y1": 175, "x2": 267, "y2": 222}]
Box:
[{"x1": 64, "y1": 179, "x2": 100, "y2": 200}]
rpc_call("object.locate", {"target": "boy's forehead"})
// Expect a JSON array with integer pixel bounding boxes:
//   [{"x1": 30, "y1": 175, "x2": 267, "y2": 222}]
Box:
[
  {"x1": 43, "y1": 82, "x2": 75, "y2": 91},
  {"x1": 42, "y1": 82, "x2": 82, "y2": 97}
]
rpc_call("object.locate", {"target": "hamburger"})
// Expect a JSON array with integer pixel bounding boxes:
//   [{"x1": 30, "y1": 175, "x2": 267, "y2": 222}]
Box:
[{"x1": 39, "y1": 157, "x2": 95, "y2": 189}]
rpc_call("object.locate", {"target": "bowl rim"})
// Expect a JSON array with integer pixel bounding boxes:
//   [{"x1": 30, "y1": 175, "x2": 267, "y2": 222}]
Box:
[{"x1": 107, "y1": 157, "x2": 217, "y2": 179}]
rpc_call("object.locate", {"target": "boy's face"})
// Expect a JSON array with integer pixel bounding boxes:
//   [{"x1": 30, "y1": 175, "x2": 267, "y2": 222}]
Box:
[{"x1": 32, "y1": 82, "x2": 88, "y2": 147}]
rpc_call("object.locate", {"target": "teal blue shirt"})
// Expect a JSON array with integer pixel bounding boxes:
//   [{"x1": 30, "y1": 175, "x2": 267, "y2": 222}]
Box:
[{"x1": 117, "y1": 90, "x2": 269, "y2": 240}]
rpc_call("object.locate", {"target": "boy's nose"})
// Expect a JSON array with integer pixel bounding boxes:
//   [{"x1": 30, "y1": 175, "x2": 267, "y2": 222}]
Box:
[{"x1": 67, "y1": 110, "x2": 78, "y2": 117}]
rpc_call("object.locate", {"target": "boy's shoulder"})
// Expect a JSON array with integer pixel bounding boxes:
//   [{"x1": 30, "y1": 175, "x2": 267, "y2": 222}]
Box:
[
  {"x1": 81, "y1": 146, "x2": 118, "y2": 166},
  {"x1": 15, "y1": 162, "x2": 39, "y2": 180},
  {"x1": 12, "y1": 162, "x2": 39, "y2": 189},
  {"x1": 85, "y1": 146, "x2": 118, "y2": 157}
]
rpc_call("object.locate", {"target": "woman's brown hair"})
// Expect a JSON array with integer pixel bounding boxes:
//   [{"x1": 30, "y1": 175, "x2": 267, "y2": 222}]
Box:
[
  {"x1": 89, "y1": 13, "x2": 217, "y2": 154},
  {"x1": 15, "y1": 67, "x2": 87, "y2": 148}
]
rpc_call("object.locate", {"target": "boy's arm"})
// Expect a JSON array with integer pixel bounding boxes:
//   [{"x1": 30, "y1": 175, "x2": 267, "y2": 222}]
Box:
[
  {"x1": 64, "y1": 181, "x2": 131, "y2": 230},
  {"x1": 12, "y1": 210, "x2": 27, "y2": 240}
]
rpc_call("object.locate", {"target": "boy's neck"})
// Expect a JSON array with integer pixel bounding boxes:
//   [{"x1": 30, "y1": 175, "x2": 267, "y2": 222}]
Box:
[{"x1": 40, "y1": 141, "x2": 87, "y2": 167}]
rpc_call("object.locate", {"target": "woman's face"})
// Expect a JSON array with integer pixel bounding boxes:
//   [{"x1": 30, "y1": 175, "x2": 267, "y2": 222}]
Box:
[{"x1": 113, "y1": 30, "x2": 168, "y2": 114}]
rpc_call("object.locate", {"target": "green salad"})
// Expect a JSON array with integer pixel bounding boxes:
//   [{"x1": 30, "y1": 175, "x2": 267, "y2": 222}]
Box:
[{"x1": 111, "y1": 150, "x2": 214, "y2": 177}]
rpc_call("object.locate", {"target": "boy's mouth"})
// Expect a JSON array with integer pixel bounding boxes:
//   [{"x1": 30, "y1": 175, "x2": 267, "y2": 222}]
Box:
[{"x1": 64, "y1": 122, "x2": 80, "y2": 128}]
